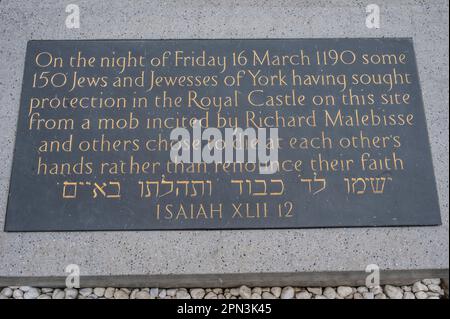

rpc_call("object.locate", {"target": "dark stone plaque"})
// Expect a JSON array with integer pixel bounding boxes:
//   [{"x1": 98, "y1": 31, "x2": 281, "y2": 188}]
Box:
[{"x1": 5, "y1": 38, "x2": 441, "y2": 231}]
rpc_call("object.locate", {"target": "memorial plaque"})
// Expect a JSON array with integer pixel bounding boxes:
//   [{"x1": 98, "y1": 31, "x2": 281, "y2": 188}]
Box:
[{"x1": 5, "y1": 38, "x2": 441, "y2": 231}]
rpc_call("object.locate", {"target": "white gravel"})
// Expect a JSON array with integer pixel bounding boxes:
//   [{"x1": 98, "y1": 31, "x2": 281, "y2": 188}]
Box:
[{"x1": 0, "y1": 279, "x2": 446, "y2": 299}]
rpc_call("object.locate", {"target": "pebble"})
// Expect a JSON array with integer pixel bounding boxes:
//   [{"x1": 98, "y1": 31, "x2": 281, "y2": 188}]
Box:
[
  {"x1": 239, "y1": 285, "x2": 252, "y2": 299},
  {"x1": 0, "y1": 287, "x2": 13, "y2": 298},
  {"x1": 114, "y1": 290, "x2": 129, "y2": 299},
  {"x1": 37, "y1": 294, "x2": 52, "y2": 299},
  {"x1": 427, "y1": 284, "x2": 442, "y2": 294},
  {"x1": 307, "y1": 287, "x2": 323, "y2": 295},
  {"x1": 415, "y1": 291, "x2": 428, "y2": 299},
  {"x1": 190, "y1": 288, "x2": 206, "y2": 299},
  {"x1": 166, "y1": 288, "x2": 177, "y2": 297},
  {"x1": 363, "y1": 292, "x2": 374, "y2": 299},
  {"x1": 52, "y1": 289, "x2": 65, "y2": 299},
  {"x1": 412, "y1": 281, "x2": 428, "y2": 293},
  {"x1": 370, "y1": 286, "x2": 383, "y2": 295},
  {"x1": 251, "y1": 292, "x2": 262, "y2": 299},
  {"x1": 384, "y1": 285, "x2": 403, "y2": 299},
  {"x1": 262, "y1": 292, "x2": 276, "y2": 299},
  {"x1": 403, "y1": 291, "x2": 415, "y2": 299},
  {"x1": 270, "y1": 287, "x2": 281, "y2": 298},
  {"x1": 41, "y1": 288, "x2": 53, "y2": 293},
  {"x1": 295, "y1": 291, "x2": 312, "y2": 299},
  {"x1": 150, "y1": 288, "x2": 159, "y2": 298},
  {"x1": 337, "y1": 286, "x2": 353, "y2": 298},
  {"x1": 79, "y1": 288, "x2": 93, "y2": 297},
  {"x1": 135, "y1": 291, "x2": 152, "y2": 299},
  {"x1": 13, "y1": 289, "x2": 24, "y2": 299},
  {"x1": 402, "y1": 286, "x2": 412, "y2": 292},
  {"x1": 104, "y1": 287, "x2": 115, "y2": 299},
  {"x1": 323, "y1": 287, "x2": 337, "y2": 299},
  {"x1": 130, "y1": 289, "x2": 138, "y2": 299},
  {"x1": 204, "y1": 292, "x2": 218, "y2": 299},
  {"x1": 229, "y1": 288, "x2": 240, "y2": 296},
  {"x1": 357, "y1": 286, "x2": 369, "y2": 294},
  {"x1": 422, "y1": 278, "x2": 441, "y2": 285},
  {"x1": 158, "y1": 289, "x2": 167, "y2": 298},
  {"x1": 66, "y1": 288, "x2": 79, "y2": 299},
  {"x1": 93, "y1": 287, "x2": 105, "y2": 297},
  {"x1": 24, "y1": 288, "x2": 40, "y2": 299},
  {"x1": 280, "y1": 286, "x2": 295, "y2": 299},
  {"x1": 121, "y1": 288, "x2": 131, "y2": 294},
  {"x1": 252, "y1": 287, "x2": 262, "y2": 295},
  {"x1": 176, "y1": 290, "x2": 191, "y2": 299}
]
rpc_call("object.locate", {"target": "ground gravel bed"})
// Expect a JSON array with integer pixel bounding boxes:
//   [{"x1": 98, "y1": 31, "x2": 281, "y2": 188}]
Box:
[{"x1": 0, "y1": 279, "x2": 447, "y2": 299}]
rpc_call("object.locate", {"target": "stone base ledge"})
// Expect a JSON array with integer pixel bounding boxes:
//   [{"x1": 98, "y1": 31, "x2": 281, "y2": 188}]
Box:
[{"x1": 1, "y1": 269, "x2": 448, "y2": 288}]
